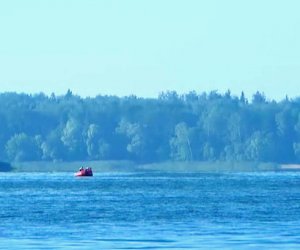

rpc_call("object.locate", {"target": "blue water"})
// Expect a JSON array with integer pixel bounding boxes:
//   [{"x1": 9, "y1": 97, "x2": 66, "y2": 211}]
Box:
[{"x1": 1, "y1": 172, "x2": 300, "y2": 249}]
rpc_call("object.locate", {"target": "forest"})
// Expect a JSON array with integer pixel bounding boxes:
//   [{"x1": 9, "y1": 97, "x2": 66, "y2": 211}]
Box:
[{"x1": 0, "y1": 90, "x2": 300, "y2": 164}]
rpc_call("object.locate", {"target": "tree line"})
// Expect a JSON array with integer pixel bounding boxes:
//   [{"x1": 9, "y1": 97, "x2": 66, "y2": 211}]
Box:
[{"x1": 0, "y1": 90, "x2": 300, "y2": 163}]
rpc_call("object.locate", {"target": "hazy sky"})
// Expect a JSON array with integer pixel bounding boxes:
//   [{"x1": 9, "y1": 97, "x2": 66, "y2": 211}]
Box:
[{"x1": 0, "y1": 0, "x2": 299, "y2": 100}]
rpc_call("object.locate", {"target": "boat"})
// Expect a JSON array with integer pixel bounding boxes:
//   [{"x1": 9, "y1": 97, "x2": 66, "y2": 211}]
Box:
[{"x1": 75, "y1": 167, "x2": 93, "y2": 177}]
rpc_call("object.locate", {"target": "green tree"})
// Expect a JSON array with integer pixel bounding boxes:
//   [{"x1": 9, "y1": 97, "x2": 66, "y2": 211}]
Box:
[
  {"x1": 61, "y1": 118, "x2": 84, "y2": 160},
  {"x1": 116, "y1": 119, "x2": 145, "y2": 160},
  {"x1": 169, "y1": 122, "x2": 193, "y2": 161},
  {"x1": 202, "y1": 143, "x2": 215, "y2": 160},
  {"x1": 293, "y1": 143, "x2": 300, "y2": 162},
  {"x1": 85, "y1": 124, "x2": 111, "y2": 160},
  {"x1": 5, "y1": 133, "x2": 41, "y2": 161},
  {"x1": 86, "y1": 124, "x2": 101, "y2": 159},
  {"x1": 41, "y1": 129, "x2": 65, "y2": 161},
  {"x1": 245, "y1": 131, "x2": 276, "y2": 161}
]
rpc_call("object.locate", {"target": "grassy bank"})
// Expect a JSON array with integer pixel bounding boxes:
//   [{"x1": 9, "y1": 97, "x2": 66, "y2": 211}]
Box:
[
  {"x1": 10, "y1": 160, "x2": 280, "y2": 173},
  {"x1": 11, "y1": 160, "x2": 136, "y2": 173},
  {"x1": 139, "y1": 161, "x2": 279, "y2": 173}
]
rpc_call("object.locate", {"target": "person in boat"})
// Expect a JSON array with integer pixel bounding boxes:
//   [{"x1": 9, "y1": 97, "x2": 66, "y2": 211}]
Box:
[
  {"x1": 79, "y1": 167, "x2": 84, "y2": 172},
  {"x1": 85, "y1": 167, "x2": 93, "y2": 175}
]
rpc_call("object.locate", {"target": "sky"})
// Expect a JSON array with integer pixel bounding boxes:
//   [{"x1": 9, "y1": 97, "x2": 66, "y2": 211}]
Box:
[{"x1": 0, "y1": 0, "x2": 299, "y2": 100}]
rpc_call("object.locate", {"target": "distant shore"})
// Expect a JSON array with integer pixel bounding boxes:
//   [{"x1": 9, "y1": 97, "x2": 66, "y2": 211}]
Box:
[
  {"x1": 1, "y1": 160, "x2": 299, "y2": 173},
  {"x1": 1, "y1": 160, "x2": 290, "y2": 173},
  {"x1": 280, "y1": 164, "x2": 300, "y2": 171}
]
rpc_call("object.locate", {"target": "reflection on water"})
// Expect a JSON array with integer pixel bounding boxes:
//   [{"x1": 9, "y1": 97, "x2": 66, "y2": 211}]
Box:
[{"x1": 1, "y1": 172, "x2": 300, "y2": 249}]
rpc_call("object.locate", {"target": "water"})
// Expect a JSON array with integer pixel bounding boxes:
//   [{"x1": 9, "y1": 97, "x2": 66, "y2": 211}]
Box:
[{"x1": 1, "y1": 172, "x2": 300, "y2": 249}]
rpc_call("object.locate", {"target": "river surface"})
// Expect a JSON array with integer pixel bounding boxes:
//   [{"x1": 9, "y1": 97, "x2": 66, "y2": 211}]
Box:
[{"x1": 1, "y1": 172, "x2": 300, "y2": 249}]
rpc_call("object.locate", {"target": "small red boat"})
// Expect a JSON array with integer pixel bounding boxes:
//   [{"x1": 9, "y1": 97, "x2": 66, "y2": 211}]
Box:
[{"x1": 75, "y1": 167, "x2": 93, "y2": 177}]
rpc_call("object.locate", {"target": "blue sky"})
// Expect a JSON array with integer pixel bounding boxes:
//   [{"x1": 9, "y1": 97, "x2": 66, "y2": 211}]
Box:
[{"x1": 0, "y1": 0, "x2": 299, "y2": 100}]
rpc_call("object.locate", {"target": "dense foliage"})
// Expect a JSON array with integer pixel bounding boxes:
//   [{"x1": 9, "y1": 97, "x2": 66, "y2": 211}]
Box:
[{"x1": 0, "y1": 90, "x2": 300, "y2": 163}]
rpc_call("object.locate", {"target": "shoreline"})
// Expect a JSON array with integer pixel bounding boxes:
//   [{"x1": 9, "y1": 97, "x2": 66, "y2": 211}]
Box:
[
  {"x1": 1, "y1": 160, "x2": 290, "y2": 173},
  {"x1": 280, "y1": 164, "x2": 300, "y2": 171},
  {"x1": 1, "y1": 160, "x2": 300, "y2": 173}
]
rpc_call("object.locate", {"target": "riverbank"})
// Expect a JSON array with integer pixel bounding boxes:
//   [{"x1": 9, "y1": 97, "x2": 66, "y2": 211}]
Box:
[
  {"x1": 139, "y1": 161, "x2": 280, "y2": 172},
  {"x1": 280, "y1": 164, "x2": 300, "y2": 171},
  {"x1": 7, "y1": 160, "x2": 282, "y2": 173},
  {"x1": 10, "y1": 160, "x2": 136, "y2": 173}
]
